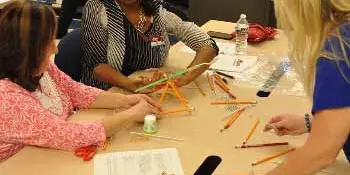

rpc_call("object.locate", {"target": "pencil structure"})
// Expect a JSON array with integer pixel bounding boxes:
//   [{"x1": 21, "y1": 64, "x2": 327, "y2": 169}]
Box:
[
  {"x1": 206, "y1": 73, "x2": 214, "y2": 91},
  {"x1": 159, "y1": 83, "x2": 169, "y2": 105},
  {"x1": 194, "y1": 80, "x2": 206, "y2": 96},
  {"x1": 243, "y1": 119, "x2": 260, "y2": 145},
  {"x1": 168, "y1": 81, "x2": 188, "y2": 105},
  {"x1": 234, "y1": 142, "x2": 289, "y2": 149},
  {"x1": 220, "y1": 108, "x2": 246, "y2": 132},
  {"x1": 129, "y1": 132, "x2": 184, "y2": 141},
  {"x1": 252, "y1": 148, "x2": 296, "y2": 166},
  {"x1": 160, "y1": 107, "x2": 192, "y2": 115},
  {"x1": 211, "y1": 100, "x2": 258, "y2": 105},
  {"x1": 135, "y1": 62, "x2": 211, "y2": 92}
]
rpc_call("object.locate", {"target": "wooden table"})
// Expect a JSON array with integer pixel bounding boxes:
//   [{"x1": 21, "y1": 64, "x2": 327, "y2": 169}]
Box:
[{"x1": 1, "y1": 20, "x2": 349, "y2": 175}]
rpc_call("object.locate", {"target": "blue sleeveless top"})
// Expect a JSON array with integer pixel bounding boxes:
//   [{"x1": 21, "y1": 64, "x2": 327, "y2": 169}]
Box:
[{"x1": 312, "y1": 21, "x2": 350, "y2": 161}]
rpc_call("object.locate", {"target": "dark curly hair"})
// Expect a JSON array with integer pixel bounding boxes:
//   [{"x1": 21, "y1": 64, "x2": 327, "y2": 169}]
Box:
[{"x1": 0, "y1": 0, "x2": 57, "y2": 92}]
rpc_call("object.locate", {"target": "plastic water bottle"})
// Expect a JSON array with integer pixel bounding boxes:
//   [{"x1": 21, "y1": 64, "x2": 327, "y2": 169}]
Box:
[{"x1": 235, "y1": 14, "x2": 249, "y2": 55}]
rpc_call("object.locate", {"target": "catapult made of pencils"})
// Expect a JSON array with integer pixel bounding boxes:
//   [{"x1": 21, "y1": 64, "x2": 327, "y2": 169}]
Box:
[
  {"x1": 158, "y1": 79, "x2": 194, "y2": 116},
  {"x1": 133, "y1": 63, "x2": 211, "y2": 116}
]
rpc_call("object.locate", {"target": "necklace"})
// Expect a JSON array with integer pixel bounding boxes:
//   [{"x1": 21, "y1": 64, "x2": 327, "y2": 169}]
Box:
[{"x1": 135, "y1": 8, "x2": 146, "y2": 33}]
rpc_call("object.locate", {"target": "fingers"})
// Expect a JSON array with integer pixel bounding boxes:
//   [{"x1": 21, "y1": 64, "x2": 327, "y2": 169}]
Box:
[
  {"x1": 138, "y1": 76, "x2": 151, "y2": 85},
  {"x1": 139, "y1": 94, "x2": 162, "y2": 110},
  {"x1": 264, "y1": 115, "x2": 287, "y2": 131},
  {"x1": 263, "y1": 123, "x2": 273, "y2": 132},
  {"x1": 152, "y1": 70, "x2": 167, "y2": 82},
  {"x1": 148, "y1": 103, "x2": 160, "y2": 115},
  {"x1": 268, "y1": 115, "x2": 284, "y2": 124},
  {"x1": 152, "y1": 71, "x2": 161, "y2": 81},
  {"x1": 270, "y1": 120, "x2": 288, "y2": 129},
  {"x1": 264, "y1": 124, "x2": 288, "y2": 136},
  {"x1": 275, "y1": 129, "x2": 288, "y2": 136}
]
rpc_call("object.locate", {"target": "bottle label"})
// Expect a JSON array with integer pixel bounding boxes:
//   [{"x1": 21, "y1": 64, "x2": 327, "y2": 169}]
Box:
[
  {"x1": 236, "y1": 25, "x2": 248, "y2": 36},
  {"x1": 144, "y1": 121, "x2": 157, "y2": 134}
]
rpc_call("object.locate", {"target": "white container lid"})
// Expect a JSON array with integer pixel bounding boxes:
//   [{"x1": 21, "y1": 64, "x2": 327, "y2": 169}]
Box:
[
  {"x1": 240, "y1": 14, "x2": 247, "y2": 19},
  {"x1": 145, "y1": 115, "x2": 156, "y2": 121}
]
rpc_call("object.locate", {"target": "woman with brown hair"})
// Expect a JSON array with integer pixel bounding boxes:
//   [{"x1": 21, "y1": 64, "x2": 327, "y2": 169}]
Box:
[{"x1": 0, "y1": 0, "x2": 160, "y2": 161}]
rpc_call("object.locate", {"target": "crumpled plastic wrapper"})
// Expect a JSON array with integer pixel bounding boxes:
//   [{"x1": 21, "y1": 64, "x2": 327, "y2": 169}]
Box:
[{"x1": 229, "y1": 52, "x2": 306, "y2": 97}]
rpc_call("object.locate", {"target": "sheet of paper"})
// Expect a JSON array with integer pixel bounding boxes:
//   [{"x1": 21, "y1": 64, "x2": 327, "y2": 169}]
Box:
[
  {"x1": 210, "y1": 54, "x2": 258, "y2": 73},
  {"x1": 94, "y1": 148, "x2": 184, "y2": 175},
  {"x1": 181, "y1": 42, "x2": 236, "y2": 56}
]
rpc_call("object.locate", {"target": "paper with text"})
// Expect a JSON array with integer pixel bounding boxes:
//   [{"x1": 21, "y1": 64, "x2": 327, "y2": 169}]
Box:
[
  {"x1": 210, "y1": 54, "x2": 258, "y2": 73},
  {"x1": 94, "y1": 148, "x2": 184, "y2": 175}
]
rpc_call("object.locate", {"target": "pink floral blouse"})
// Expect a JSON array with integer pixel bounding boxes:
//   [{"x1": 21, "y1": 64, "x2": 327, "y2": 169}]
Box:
[{"x1": 0, "y1": 62, "x2": 106, "y2": 161}]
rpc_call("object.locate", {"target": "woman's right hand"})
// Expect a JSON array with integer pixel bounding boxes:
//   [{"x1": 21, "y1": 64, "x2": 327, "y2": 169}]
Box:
[
  {"x1": 102, "y1": 96, "x2": 161, "y2": 136},
  {"x1": 264, "y1": 114, "x2": 308, "y2": 136}
]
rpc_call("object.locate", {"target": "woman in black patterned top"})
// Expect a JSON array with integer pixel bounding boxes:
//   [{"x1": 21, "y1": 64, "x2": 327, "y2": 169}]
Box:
[{"x1": 81, "y1": 0, "x2": 218, "y2": 92}]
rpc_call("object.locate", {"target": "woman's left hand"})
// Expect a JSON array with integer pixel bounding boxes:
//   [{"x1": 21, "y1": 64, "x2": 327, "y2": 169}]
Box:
[
  {"x1": 129, "y1": 69, "x2": 167, "y2": 94},
  {"x1": 125, "y1": 94, "x2": 161, "y2": 110}
]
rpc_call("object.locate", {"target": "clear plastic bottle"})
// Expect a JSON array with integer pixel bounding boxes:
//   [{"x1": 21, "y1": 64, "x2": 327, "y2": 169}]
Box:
[{"x1": 235, "y1": 14, "x2": 249, "y2": 55}]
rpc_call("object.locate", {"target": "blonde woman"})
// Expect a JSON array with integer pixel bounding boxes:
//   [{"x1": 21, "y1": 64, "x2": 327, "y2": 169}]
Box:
[{"x1": 263, "y1": 0, "x2": 350, "y2": 174}]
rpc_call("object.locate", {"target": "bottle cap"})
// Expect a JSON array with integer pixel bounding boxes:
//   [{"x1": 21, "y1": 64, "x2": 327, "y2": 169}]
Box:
[
  {"x1": 240, "y1": 14, "x2": 247, "y2": 19},
  {"x1": 145, "y1": 114, "x2": 156, "y2": 121}
]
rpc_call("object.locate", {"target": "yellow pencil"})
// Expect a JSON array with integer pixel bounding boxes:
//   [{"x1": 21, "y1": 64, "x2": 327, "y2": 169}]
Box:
[
  {"x1": 194, "y1": 80, "x2": 206, "y2": 96},
  {"x1": 206, "y1": 73, "x2": 214, "y2": 91},
  {"x1": 252, "y1": 148, "x2": 296, "y2": 166},
  {"x1": 168, "y1": 81, "x2": 188, "y2": 105},
  {"x1": 214, "y1": 79, "x2": 237, "y2": 99},
  {"x1": 243, "y1": 119, "x2": 260, "y2": 145},
  {"x1": 160, "y1": 107, "x2": 191, "y2": 115},
  {"x1": 214, "y1": 74, "x2": 230, "y2": 90},
  {"x1": 159, "y1": 83, "x2": 169, "y2": 105},
  {"x1": 220, "y1": 107, "x2": 246, "y2": 132}
]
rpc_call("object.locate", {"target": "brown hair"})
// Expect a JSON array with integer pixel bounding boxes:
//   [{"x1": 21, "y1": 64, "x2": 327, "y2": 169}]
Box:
[{"x1": 0, "y1": 0, "x2": 57, "y2": 91}]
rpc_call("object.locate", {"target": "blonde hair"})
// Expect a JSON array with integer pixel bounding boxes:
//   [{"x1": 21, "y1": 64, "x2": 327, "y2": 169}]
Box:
[{"x1": 274, "y1": 0, "x2": 350, "y2": 95}]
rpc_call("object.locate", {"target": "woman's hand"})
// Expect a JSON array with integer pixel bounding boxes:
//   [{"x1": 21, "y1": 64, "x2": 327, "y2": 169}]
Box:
[
  {"x1": 102, "y1": 94, "x2": 161, "y2": 136},
  {"x1": 125, "y1": 94, "x2": 161, "y2": 110},
  {"x1": 127, "y1": 70, "x2": 167, "y2": 94},
  {"x1": 123, "y1": 97, "x2": 161, "y2": 122},
  {"x1": 264, "y1": 114, "x2": 308, "y2": 136}
]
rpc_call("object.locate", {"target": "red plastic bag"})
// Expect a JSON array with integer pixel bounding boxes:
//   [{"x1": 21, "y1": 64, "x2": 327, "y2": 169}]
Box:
[{"x1": 232, "y1": 24, "x2": 278, "y2": 43}]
